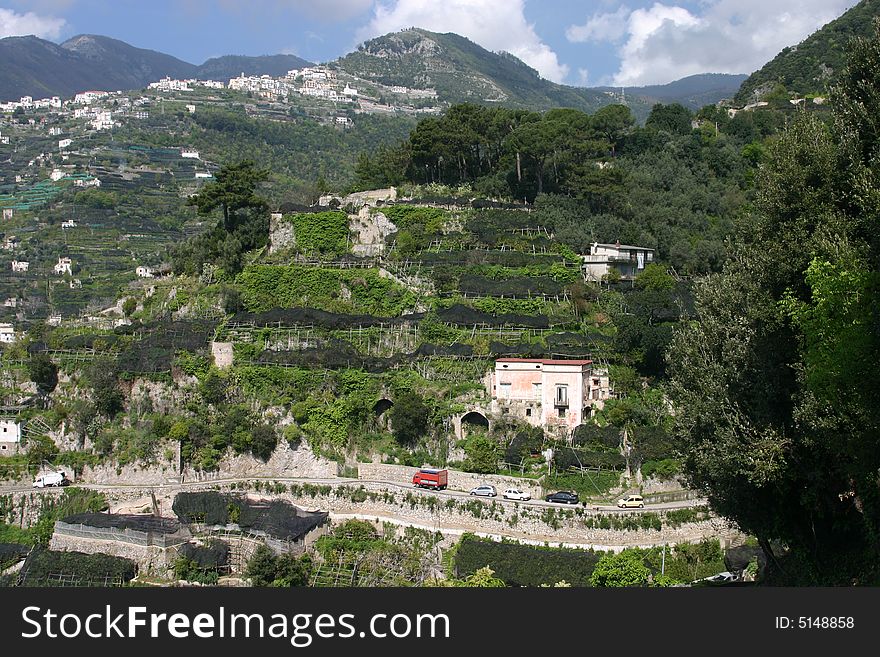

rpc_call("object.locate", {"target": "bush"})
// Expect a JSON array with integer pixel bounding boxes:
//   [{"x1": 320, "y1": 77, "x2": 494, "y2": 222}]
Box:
[
  {"x1": 589, "y1": 550, "x2": 651, "y2": 587},
  {"x1": 454, "y1": 534, "x2": 604, "y2": 586},
  {"x1": 388, "y1": 391, "x2": 429, "y2": 445}
]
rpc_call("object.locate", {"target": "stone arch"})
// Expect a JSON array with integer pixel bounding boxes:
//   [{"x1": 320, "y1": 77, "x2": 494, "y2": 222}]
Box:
[
  {"x1": 373, "y1": 398, "x2": 394, "y2": 430},
  {"x1": 457, "y1": 410, "x2": 490, "y2": 439},
  {"x1": 373, "y1": 398, "x2": 394, "y2": 416}
]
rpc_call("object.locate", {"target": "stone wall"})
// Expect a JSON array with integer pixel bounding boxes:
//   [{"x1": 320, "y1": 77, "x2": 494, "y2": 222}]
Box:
[
  {"x1": 78, "y1": 440, "x2": 338, "y2": 487},
  {"x1": 49, "y1": 531, "x2": 176, "y2": 577},
  {"x1": 357, "y1": 462, "x2": 544, "y2": 499}
]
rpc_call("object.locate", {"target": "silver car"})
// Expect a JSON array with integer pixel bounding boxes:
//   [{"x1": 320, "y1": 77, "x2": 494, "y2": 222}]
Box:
[{"x1": 469, "y1": 485, "x2": 497, "y2": 497}]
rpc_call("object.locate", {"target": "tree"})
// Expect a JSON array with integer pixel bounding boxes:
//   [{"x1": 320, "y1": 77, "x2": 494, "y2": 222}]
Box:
[
  {"x1": 121, "y1": 297, "x2": 137, "y2": 317},
  {"x1": 646, "y1": 103, "x2": 693, "y2": 136},
  {"x1": 89, "y1": 361, "x2": 124, "y2": 419},
  {"x1": 28, "y1": 353, "x2": 58, "y2": 395},
  {"x1": 187, "y1": 160, "x2": 269, "y2": 232},
  {"x1": 667, "y1": 24, "x2": 880, "y2": 584},
  {"x1": 388, "y1": 391, "x2": 429, "y2": 445},
  {"x1": 591, "y1": 104, "x2": 635, "y2": 156},
  {"x1": 589, "y1": 550, "x2": 651, "y2": 587},
  {"x1": 463, "y1": 434, "x2": 500, "y2": 474}
]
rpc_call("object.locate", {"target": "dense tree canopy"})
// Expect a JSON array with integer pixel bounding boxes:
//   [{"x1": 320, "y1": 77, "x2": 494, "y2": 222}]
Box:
[{"x1": 668, "y1": 25, "x2": 880, "y2": 584}]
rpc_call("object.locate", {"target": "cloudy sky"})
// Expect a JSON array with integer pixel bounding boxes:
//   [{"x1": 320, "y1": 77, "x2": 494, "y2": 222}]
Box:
[{"x1": 0, "y1": 0, "x2": 857, "y2": 86}]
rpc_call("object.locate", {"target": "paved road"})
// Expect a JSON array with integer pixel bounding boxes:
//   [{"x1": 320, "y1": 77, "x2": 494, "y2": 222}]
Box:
[{"x1": 0, "y1": 475, "x2": 705, "y2": 513}]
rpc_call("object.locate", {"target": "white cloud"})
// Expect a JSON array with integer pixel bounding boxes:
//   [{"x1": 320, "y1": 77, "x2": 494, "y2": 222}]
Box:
[
  {"x1": 577, "y1": 67, "x2": 590, "y2": 86},
  {"x1": 356, "y1": 0, "x2": 569, "y2": 83},
  {"x1": 566, "y1": 5, "x2": 630, "y2": 44},
  {"x1": 0, "y1": 7, "x2": 66, "y2": 39},
  {"x1": 566, "y1": 0, "x2": 855, "y2": 86}
]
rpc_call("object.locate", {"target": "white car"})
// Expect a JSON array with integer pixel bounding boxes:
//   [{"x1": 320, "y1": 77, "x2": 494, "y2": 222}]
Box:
[
  {"x1": 502, "y1": 488, "x2": 531, "y2": 501},
  {"x1": 469, "y1": 485, "x2": 497, "y2": 497}
]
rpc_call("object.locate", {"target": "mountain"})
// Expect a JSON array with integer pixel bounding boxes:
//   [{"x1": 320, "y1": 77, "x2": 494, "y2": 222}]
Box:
[
  {"x1": 0, "y1": 34, "x2": 313, "y2": 101},
  {"x1": 735, "y1": 0, "x2": 879, "y2": 104},
  {"x1": 596, "y1": 74, "x2": 748, "y2": 110},
  {"x1": 335, "y1": 28, "x2": 650, "y2": 116},
  {"x1": 196, "y1": 54, "x2": 312, "y2": 80}
]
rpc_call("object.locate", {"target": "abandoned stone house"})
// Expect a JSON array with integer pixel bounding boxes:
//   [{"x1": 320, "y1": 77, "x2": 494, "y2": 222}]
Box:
[{"x1": 485, "y1": 358, "x2": 612, "y2": 437}]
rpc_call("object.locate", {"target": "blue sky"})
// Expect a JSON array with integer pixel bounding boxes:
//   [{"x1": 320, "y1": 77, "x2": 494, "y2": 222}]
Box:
[{"x1": 0, "y1": 1, "x2": 857, "y2": 86}]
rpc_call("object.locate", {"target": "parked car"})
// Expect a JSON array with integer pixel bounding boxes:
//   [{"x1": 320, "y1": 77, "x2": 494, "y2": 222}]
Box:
[
  {"x1": 470, "y1": 485, "x2": 497, "y2": 497},
  {"x1": 502, "y1": 488, "x2": 531, "y2": 501},
  {"x1": 545, "y1": 491, "x2": 579, "y2": 504},
  {"x1": 701, "y1": 571, "x2": 738, "y2": 584},
  {"x1": 617, "y1": 494, "x2": 645, "y2": 508}
]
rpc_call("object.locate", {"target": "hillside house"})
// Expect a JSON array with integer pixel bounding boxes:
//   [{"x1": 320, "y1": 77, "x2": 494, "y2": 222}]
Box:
[
  {"x1": 4, "y1": 298, "x2": 17, "y2": 308},
  {"x1": 11, "y1": 260, "x2": 28, "y2": 272},
  {"x1": 54, "y1": 257, "x2": 73, "y2": 275},
  {"x1": 181, "y1": 148, "x2": 200, "y2": 159},
  {"x1": 486, "y1": 358, "x2": 612, "y2": 437},
  {"x1": 2, "y1": 209, "x2": 11, "y2": 220},
  {"x1": 0, "y1": 419, "x2": 22, "y2": 456},
  {"x1": 136, "y1": 266, "x2": 155, "y2": 278},
  {"x1": 581, "y1": 241, "x2": 654, "y2": 282},
  {"x1": 0, "y1": 323, "x2": 16, "y2": 343},
  {"x1": 61, "y1": 220, "x2": 77, "y2": 229}
]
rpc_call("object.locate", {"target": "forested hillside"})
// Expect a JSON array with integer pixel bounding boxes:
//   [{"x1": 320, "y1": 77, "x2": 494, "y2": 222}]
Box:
[
  {"x1": 355, "y1": 100, "x2": 787, "y2": 275},
  {"x1": 735, "y1": 0, "x2": 880, "y2": 103},
  {"x1": 670, "y1": 23, "x2": 880, "y2": 584}
]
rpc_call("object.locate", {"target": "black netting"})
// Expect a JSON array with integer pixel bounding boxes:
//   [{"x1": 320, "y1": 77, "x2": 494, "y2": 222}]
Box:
[
  {"x1": 60, "y1": 513, "x2": 181, "y2": 534},
  {"x1": 172, "y1": 492, "x2": 328, "y2": 541},
  {"x1": 436, "y1": 304, "x2": 549, "y2": 328},
  {"x1": 414, "y1": 343, "x2": 473, "y2": 357},
  {"x1": 179, "y1": 540, "x2": 229, "y2": 568},
  {"x1": 232, "y1": 307, "x2": 424, "y2": 329}
]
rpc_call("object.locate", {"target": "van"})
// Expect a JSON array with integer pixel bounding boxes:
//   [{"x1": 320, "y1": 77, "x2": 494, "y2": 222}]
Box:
[
  {"x1": 33, "y1": 471, "x2": 68, "y2": 488},
  {"x1": 617, "y1": 494, "x2": 644, "y2": 508}
]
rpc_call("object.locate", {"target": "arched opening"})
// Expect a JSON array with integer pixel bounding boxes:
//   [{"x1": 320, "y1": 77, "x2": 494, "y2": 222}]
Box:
[
  {"x1": 460, "y1": 411, "x2": 490, "y2": 436},
  {"x1": 373, "y1": 398, "x2": 394, "y2": 416}
]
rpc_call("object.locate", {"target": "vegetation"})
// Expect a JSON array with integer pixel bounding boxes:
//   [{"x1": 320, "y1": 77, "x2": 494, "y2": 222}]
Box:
[{"x1": 668, "y1": 23, "x2": 880, "y2": 584}]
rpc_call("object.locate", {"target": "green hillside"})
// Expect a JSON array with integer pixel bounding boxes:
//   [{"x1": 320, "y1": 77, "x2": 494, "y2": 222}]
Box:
[
  {"x1": 735, "y1": 0, "x2": 879, "y2": 104},
  {"x1": 337, "y1": 28, "x2": 651, "y2": 117}
]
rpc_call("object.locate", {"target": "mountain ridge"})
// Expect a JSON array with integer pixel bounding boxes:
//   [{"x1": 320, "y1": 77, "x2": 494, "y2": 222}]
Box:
[{"x1": 0, "y1": 33, "x2": 314, "y2": 101}]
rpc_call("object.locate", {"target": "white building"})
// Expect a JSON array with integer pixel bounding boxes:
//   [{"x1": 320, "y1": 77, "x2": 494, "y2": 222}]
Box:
[
  {"x1": 61, "y1": 219, "x2": 77, "y2": 229},
  {"x1": 136, "y1": 266, "x2": 155, "y2": 278},
  {"x1": 581, "y1": 242, "x2": 655, "y2": 282},
  {"x1": 148, "y1": 77, "x2": 192, "y2": 92},
  {"x1": 74, "y1": 91, "x2": 108, "y2": 105},
  {"x1": 58, "y1": 138, "x2": 72, "y2": 149},
  {"x1": 185, "y1": 104, "x2": 196, "y2": 114},
  {"x1": 0, "y1": 419, "x2": 22, "y2": 456},
  {"x1": 195, "y1": 171, "x2": 213, "y2": 179},
  {"x1": 4, "y1": 298, "x2": 17, "y2": 308},
  {"x1": 2, "y1": 208, "x2": 12, "y2": 220},
  {"x1": 11, "y1": 260, "x2": 28, "y2": 272},
  {"x1": 91, "y1": 110, "x2": 114, "y2": 131},
  {"x1": 0, "y1": 323, "x2": 16, "y2": 343},
  {"x1": 343, "y1": 85, "x2": 358, "y2": 97},
  {"x1": 181, "y1": 148, "x2": 200, "y2": 159},
  {"x1": 50, "y1": 168, "x2": 67, "y2": 181},
  {"x1": 54, "y1": 257, "x2": 73, "y2": 275}
]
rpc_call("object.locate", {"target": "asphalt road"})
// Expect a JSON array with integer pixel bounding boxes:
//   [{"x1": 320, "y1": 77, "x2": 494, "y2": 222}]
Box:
[{"x1": 0, "y1": 475, "x2": 705, "y2": 513}]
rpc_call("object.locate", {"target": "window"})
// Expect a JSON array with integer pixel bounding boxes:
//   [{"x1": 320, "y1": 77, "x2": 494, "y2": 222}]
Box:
[
  {"x1": 499, "y1": 382, "x2": 512, "y2": 399},
  {"x1": 555, "y1": 385, "x2": 568, "y2": 405},
  {"x1": 557, "y1": 408, "x2": 565, "y2": 418},
  {"x1": 526, "y1": 408, "x2": 532, "y2": 417},
  {"x1": 533, "y1": 382, "x2": 542, "y2": 400}
]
